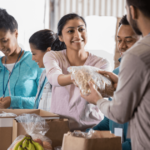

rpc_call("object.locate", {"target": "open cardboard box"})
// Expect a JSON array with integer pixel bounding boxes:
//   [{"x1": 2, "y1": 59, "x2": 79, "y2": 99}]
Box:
[
  {"x1": 0, "y1": 109, "x2": 66, "y2": 150},
  {"x1": 12, "y1": 118, "x2": 70, "y2": 148},
  {"x1": 62, "y1": 131, "x2": 121, "y2": 150}
]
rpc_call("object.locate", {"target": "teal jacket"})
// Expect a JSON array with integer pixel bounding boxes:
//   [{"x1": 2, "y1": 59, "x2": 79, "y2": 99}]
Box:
[
  {"x1": 86, "y1": 58, "x2": 131, "y2": 150},
  {"x1": 0, "y1": 51, "x2": 43, "y2": 109}
]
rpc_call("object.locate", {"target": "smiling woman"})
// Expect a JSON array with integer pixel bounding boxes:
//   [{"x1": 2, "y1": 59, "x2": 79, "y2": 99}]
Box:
[
  {"x1": 29, "y1": 29, "x2": 64, "y2": 111},
  {"x1": 0, "y1": 8, "x2": 43, "y2": 109},
  {"x1": 43, "y1": 13, "x2": 111, "y2": 131}
]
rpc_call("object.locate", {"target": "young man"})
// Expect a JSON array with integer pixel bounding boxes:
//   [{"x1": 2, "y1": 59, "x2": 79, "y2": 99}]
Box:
[
  {"x1": 82, "y1": 0, "x2": 150, "y2": 149},
  {"x1": 87, "y1": 15, "x2": 139, "y2": 150}
]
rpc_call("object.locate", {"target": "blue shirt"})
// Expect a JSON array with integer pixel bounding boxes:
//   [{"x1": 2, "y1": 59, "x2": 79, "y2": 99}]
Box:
[{"x1": 0, "y1": 51, "x2": 44, "y2": 109}]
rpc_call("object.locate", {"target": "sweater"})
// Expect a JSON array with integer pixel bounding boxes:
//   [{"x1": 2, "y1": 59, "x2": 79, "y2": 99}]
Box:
[
  {"x1": 43, "y1": 49, "x2": 111, "y2": 131},
  {"x1": 0, "y1": 51, "x2": 43, "y2": 109}
]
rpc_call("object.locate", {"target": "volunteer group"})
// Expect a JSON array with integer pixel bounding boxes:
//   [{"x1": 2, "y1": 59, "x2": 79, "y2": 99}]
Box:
[{"x1": 0, "y1": 0, "x2": 150, "y2": 150}]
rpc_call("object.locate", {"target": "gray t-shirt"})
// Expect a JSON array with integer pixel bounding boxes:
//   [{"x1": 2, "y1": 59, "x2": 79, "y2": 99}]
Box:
[{"x1": 97, "y1": 34, "x2": 150, "y2": 150}]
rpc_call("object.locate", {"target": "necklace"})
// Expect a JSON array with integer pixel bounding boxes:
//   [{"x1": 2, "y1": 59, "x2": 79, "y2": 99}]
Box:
[{"x1": 2, "y1": 49, "x2": 23, "y2": 98}]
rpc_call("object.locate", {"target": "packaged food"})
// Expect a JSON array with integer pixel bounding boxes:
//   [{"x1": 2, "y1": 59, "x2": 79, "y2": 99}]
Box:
[
  {"x1": 8, "y1": 114, "x2": 52, "y2": 150},
  {"x1": 0, "y1": 111, "x2": 17, "y2": 117},
  {"x1": 68, "y1": 66, "x2": 114, "y2": 97}
]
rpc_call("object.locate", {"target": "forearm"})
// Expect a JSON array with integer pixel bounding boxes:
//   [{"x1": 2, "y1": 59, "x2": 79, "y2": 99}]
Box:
[
  {"x1": 58, "y1": 74, "x2": 73, "y2": 86},
  {"x1": 10, "y1": 96, "x2": 35, "y2": 109}
]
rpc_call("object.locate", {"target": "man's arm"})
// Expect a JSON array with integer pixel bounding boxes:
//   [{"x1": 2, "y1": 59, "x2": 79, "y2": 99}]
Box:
[{"x1": 97, "y1": 53, "x2": 147, "y2": 123}]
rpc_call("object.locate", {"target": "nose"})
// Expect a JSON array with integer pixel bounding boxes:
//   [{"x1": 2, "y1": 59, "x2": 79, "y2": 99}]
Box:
[
  {"x1": 118, "y1": 41, "x2": 127, "y2": 52},
  {"x1": 0, "y1": 42, "x2": 3, "y2": 50},
  {"x1": 74, "y1": 30, "x2": 82, "y2": 39},
  {"x1": 32, "y1": 55, "x2": 35, "y2": 61}
]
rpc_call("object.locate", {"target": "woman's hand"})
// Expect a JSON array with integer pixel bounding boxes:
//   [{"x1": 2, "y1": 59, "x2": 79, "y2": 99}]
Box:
[
  {"x1": 71, "y1": 74, "x2": 79, "y2": 87},
  {"x1": 81, "y1": 81, "x2": 103, "y2": 105},
  {"x1": 0, "y1": 96, "x2": 11, "y2": 109},
  {"x1": 98, "y1": 70, "x2": 118, "y2": 90}
]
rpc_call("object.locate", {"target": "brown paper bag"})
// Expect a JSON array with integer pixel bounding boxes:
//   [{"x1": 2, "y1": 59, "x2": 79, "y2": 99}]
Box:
[{"x1": 62, "y1": 131, "x2": 121, "y2": 150}]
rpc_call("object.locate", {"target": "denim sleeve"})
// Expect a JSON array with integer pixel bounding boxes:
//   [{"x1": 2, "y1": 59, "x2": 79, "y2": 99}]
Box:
[
  {"x1": 122, "y1": 140, "x2": 132, "y2": 150},
  {"x1": 93, "y1": 116, "x2": 110, "y2": 131},
  {"x1": 86, "y1": 116, "x2": 110, "y2": 132},
  {"x1": 10, "y1": 96, "x2": 35, "y2": 109}
]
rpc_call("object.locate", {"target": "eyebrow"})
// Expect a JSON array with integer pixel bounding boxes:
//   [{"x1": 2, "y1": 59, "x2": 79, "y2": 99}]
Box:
[
  {"x1": 66, "y1": 25, "x2": 85, "y2": 29},
  {"x1": 117, "y1": 36, "x2": 133, "y2": 39},
  {"x1": 0, "y1": 38, "x2": 4, "y2": 41}
]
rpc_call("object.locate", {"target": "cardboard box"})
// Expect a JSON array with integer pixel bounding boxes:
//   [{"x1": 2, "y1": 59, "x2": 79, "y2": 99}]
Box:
[
  {"x1": 62, "y1": 131, "x2": 122, "y2": 150},
  {"x1": 0, "y1": 109, "x2": 59, "y2": 150},
  {"x1": 12, "y1": 118, "x2": 70, "y2": 148}
]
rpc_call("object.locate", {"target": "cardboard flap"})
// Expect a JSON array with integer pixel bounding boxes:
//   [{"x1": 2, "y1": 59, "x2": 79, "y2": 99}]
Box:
[
  {"x1": 0, "y1": 109, "x2": 40, "y2": 118},
  {"x1": 91, "y1": 131, "x2": 116, "y2": 138},
  {"x1": 40, "y1": 110, "x2": 59, "y2": 117}
]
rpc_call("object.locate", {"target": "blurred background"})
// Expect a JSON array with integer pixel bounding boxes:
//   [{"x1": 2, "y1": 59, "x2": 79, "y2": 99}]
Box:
[{"x1": 0, "y1": 0, "x2": 126, "y2": 70}]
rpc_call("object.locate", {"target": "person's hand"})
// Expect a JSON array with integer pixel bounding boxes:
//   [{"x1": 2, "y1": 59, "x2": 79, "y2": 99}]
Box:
[
  {"x1": 71, "y1": 74, "x2": 79, "y2": 87},
  {"x1": 97, "y1": 70, "x2": 118, "y2": 90},
  {"x1": 0, "y1": 97, "x2": 3, "y2": 102},
  {"x1": 0, "y1": 96, "x2": 11, "y2": 109},
  {"x1": 81, "y1": 81, "x2": 103, "y2": 105}
]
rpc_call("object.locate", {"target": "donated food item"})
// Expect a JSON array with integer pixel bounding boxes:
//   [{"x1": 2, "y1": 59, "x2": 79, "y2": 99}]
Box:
[
  {"x1": 12, "y1": 135, "x2": 44, "y2": 150},
  {"x1": 42, "y1": 141, "x2": 52, "y2": 150},
  {"x1": 8, "y1": 114, "x2": 52, "y2": 150},
  {"x1": 68, "y1": 66, "x2": 114, "y2": 97}
]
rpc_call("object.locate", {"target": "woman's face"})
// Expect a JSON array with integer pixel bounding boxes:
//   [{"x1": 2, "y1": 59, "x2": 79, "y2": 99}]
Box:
[
  {"x1": 30, "y1": 43, "x2": 50, "y2": 68},
  {"x1": 59, "y1": 18, "x2": 87, "y2": 51},
  {"x1": 0, "y1": 29, "x2": 18, "y2": 56}
]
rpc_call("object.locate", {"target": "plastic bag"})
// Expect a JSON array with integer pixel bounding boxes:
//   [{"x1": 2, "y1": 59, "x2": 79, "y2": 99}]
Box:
[
  {"x1": 71, "y1": 129, "x2": 95, "y2": 139},
  {"x1": 68, "y1": 66, "x2": 114, "y2": 97},
  {"x1": 8, "y1": 114, "x2": 52, "y2": 150},
  {"x1": 0, "y1": 111, "x2": 17, "y2": 117},
  {"x1": 54, "y1": 146, "x2": 62, "y2": 150}
]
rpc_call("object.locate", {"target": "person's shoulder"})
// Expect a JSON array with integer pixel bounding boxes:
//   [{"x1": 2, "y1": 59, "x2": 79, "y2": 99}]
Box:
[
  {"x1": 113, "y1": 66, "x2": 120, "y2": 75},
  {"x1": 87, "y1": 52, "x2": 111, "y2": 70},
  {"x1": 21, "y1": 50, "x2": 41, "y2": 69},
  {"x1": 128, "y1": 35, "x2": 150, "y2": 56},
  {"x1": 88, "y1": 52, "x2": 109, "y2": 64},
  {"x1": 43, "y1": 49, "x2": 66, "y2": 61},
  {"x1": 126, "y1": 35, "x2": 150, "y2": 68},
  {"x1": 45, "y1": 49, "x2": 66, "y2": 56}
]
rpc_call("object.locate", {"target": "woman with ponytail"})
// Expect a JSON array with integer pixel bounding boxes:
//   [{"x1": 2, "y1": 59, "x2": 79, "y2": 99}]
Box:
[
  {"x1": 43, "y1": 13, "x2": 111, "y2": 130},
  {"x1": 29, "y1": 29, "x2": 63, "y2": 111}
]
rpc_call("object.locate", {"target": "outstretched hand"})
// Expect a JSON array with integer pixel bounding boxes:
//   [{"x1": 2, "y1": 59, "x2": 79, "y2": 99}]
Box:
[
  {"x1": 97, "y1": 70, "x2": 118, "y2": 90},
  {"x1": 81, "y1": 81, "x2": 103, "y2": 105}
]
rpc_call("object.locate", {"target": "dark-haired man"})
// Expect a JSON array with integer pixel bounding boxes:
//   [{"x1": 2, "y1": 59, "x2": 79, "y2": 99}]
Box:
[
  {"x1": 86, "y1": 15, "x2": 139, "y2": 150},
  {"x1": 82, "y1": 0, "x2": 150, "y2": 150}
]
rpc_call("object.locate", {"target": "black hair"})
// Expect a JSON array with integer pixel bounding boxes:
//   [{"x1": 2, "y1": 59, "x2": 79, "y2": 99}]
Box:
[
  {"x1": 29, "y1": 29, "x2": 59, "y2": 52},
  {"x1": 51, "y1": 13, "x2": 87, "y2": 51},
  {"x1": 127, "y1": 0, "x2": 150, "y2": 18},
  {"x1": 119, "y1": 15, "x2": 129, "y2": 27},
  {"x1": 0, "y1": 8, "x2": 18, "y2": 32}
]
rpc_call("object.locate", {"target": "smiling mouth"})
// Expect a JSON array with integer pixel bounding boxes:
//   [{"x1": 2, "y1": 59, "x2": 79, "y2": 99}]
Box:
[
  {"x1": 2, "y1": 49, "x2": 9, "y2": 53},
  {"x1": 72, "y1": 40, "x2": 84, "y2": 43}
]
